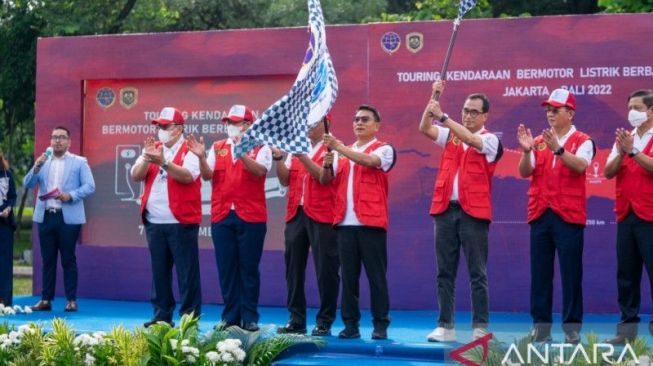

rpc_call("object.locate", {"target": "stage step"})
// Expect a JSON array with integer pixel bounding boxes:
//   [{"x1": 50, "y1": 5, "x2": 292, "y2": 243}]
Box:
[{"x1": 273, "y1": 340, "x2": 454, "y2": 366}]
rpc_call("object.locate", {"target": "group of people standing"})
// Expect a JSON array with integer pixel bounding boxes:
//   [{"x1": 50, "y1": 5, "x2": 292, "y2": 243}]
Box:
[
  {"x1": 421, "y1": 81, "x2": 653, "y2": 346},
  {"x1": 129, "y1": 103, "x2": 395, "y2": 340},
  {"x1": 7, "y1": 82, "x2": 653, "y2": 344}
]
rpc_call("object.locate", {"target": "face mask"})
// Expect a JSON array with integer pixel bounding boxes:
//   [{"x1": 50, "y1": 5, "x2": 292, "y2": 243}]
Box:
[
  {"x1": 628, "y1": 109, "x2": 648, "y2": 127},
  {"x1": 158, "y1": 129, "x2": 172, "y2": 143},
  {"x1": 227, "y1": 124, "x2": 242, "y2": 139}
]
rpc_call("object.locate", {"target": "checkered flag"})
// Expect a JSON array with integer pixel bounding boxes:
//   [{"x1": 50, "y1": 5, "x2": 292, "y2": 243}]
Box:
[
  {"x1": 457, "y1": 0, "x2": 478, "y2": 20},
  {"x1": 234, "y1": 0, "x2": 338, "y2": 158}
]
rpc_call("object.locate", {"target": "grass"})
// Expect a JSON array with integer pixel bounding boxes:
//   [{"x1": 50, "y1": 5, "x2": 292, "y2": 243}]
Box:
[{"x1": 13, "y1": 276, "x2": 32, "y2": 295}]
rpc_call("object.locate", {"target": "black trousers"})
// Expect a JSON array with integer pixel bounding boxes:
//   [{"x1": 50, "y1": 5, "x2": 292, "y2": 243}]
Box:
[
  {"x1": 38, "y1": 210, "x2": 80, "y2": 301},
  {"x1": 212, "y1": 210, "x2": 266, "y2": 326},
  {"x1": 284, "y1": 207, "x2": 339, "y2": 327},
  {"x1": 434, "y1": 203, "x2": 490, "y2": 329},
  {"x1": 337, "y1": 225, "x2": 390, "y2": 330},
  {"x1": 615, "y1": 211, "x2": 653, "y2": 338},
  {"x1": 145, "y1": 221, "x2": 202, "y2": 323},
  {"x1": 530, "y1": 209, "x2": 584, "y2": 334},
  {"x1": 0, "y1": 220, "x2": 13, "y2": 305}
]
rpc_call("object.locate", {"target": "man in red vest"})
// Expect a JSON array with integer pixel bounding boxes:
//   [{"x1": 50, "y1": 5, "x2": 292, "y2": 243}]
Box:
[
  {"x1": 187, "y1": 104, "x2": 271, "y2": 332},
  {"x1": 419, "y1": 80, "x2": 503, "y2": 342},
  {"x1": 604, "y1": 89, "x2": 653, "y2": 345},
  {"x1": 130, "y1": 107, "x2": 202, "y2": 328},
  {"x1": 323, "y1": 104, "x2": 395, "y2": 340},
  {"x1": 274, "y1": 114, "x2": 339, "y2": 337},
  {"x1": 517, "y1": 89, "x2": 595, "y2": 344}
]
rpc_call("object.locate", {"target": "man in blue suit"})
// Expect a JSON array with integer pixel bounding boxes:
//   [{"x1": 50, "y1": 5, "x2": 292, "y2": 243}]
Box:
[{"x1": 23, "y1": 126, "x2": 95, "y2": 312}]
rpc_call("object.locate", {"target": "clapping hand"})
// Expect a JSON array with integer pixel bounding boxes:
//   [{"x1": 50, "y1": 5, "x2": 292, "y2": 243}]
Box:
[
  {"x1": 615, "y1": 128, "x2": 634, "y2": 155},
  {"x1": 541, "y1": 128, "x2": 561, "y2": 152},
  {"x1": 517, "y1": 124, "x2": 534, "y2": 152},
  {"x1": 186, "y1": 134, "x2": 206, "y2": 158}
]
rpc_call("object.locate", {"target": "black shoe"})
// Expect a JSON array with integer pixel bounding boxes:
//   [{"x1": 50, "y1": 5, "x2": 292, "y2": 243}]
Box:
[
  {"x1": 606, "y1": 334, "x2": 634, "y2": 345},
  {"x1": 31, "y1": 300, "x2": 52, "y2": 312},
  {"x1": 277, "y1": 322, "x2": 307, "y2": 334},
  {"x1": 143, "y1": 319, "x2": 174, "y2": 328},
  {"x1": 311, "y1": 324, "x2": 332, "y2": 336},
  {"x1": 338, "y1": 327, "x2": 360, "y2": 339},
  {"x1": 371, "y1": 328, "x2": 387, "y2": 340},
  {"x1": 565, "y1": 331, "x2": 581, "y2": 344},
  {"x1": 529, "y1": 328, "x2": 552, "y2": 342},
  {"x1": 242, "y1": 322, "x2": 260, "y2": 332}
]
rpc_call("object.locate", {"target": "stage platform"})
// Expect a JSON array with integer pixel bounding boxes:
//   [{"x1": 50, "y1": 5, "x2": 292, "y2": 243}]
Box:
[{"x1": 3, "y1": 296, "x2": 649, "y2": 365}]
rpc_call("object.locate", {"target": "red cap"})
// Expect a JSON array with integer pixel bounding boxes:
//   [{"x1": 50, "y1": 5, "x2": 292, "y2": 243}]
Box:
[
  {"x1": 152, "y1": 107, "x2": 185, "y2": 125},
  {"x1": 222, "y1": 105, "x2": 254, "y2": 123},
  {"x1": 541, "y1": 89, "x2": 576, "y2": 110}
]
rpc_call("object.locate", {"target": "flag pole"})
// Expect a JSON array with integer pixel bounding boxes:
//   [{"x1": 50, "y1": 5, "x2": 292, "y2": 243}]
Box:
[
  {"x1": 322, "y1": 117, "x2": 334, "y2": 175},
  {"x1": 431, "y1": 19, "x2": 462, "y2": 101}
]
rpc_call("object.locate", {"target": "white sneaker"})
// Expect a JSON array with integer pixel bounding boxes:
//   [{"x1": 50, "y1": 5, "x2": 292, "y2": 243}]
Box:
[
  {"x1": 427, "y1": 327, "x2": 456, "y2": 342},
  {"x1": 473, "y1": 327, "x2": 489, "y2": 340}
]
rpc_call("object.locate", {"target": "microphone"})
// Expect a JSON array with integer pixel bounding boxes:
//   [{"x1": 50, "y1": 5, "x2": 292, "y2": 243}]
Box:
[{"x1": 37, "y1": 147, "x2": 53, "y2": 168}]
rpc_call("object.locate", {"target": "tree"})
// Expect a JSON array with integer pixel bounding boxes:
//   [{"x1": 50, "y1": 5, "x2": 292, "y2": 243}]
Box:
[
  {"x1": 375, "y1": 0, "x2": 493, "y2": 22},
  {"x1": 490, "y1": 0, "x2": 599, "y2": 17},
  {"x1": 599, "y1": 0, "x2": 653, "y2": 12}
]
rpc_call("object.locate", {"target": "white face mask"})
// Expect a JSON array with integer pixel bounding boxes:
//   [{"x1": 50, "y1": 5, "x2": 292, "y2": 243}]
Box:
[
  {"x1": 158, "y1": 129, "x2": 172, "y2": 143},
  {"x1": 227, "y1": 124, "x2": 242, "y2": 139},
  {"x1": 628, "y1": 109, "x2": 648, "y2": 128}
]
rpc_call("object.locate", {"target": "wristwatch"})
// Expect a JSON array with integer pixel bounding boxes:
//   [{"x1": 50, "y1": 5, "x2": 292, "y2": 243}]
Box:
[
  {"x1": 553, "y1": 147, "x2": 565, "y2": 156},
  {"x1": 439, "y1": 113, "x2": 449, "y2": 123},
  {"x1": 628, "y1": 148, "x2": 640, "y2": 158},
  {"x1": 161, "y1": 160, "x2": 170, "y2": 170}
]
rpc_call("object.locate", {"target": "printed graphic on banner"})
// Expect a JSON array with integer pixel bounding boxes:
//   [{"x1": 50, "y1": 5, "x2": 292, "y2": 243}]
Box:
[{"x1": 82, "y1": 76, "x2": 293, "y2": 249}]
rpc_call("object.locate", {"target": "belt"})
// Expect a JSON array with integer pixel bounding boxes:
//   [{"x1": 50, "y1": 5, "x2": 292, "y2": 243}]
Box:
[{"x1": 46, "y1": 208, "x2": 62, "y2": 214}]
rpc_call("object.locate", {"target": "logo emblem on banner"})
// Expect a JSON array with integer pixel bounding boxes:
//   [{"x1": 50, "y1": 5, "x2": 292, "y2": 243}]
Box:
[
  {"x1": 96, "y1": 87, "x2": 115, "y2": 109},
  {"x1": 120, "y1": 87, "x2": 138, "y2": 109},
  {"x1": 406, "y1": 32, "x2": 424, "y2": 53},
  {"x1": 381, "y1": 32, "x2": 401, "y2": 54}
]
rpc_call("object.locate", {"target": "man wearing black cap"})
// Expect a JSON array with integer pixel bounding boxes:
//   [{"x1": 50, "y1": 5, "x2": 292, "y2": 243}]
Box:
[
  {"x1": 517, "y1": 89, "x2": 595, "y2": 344},
  {"x1": 131, "y1": 107, "x2": 202, "y2": 328},
  {"x1": 274, "y1": 114, "x2": 340, "y2": 337},
  {"x1": 419, "y1": 80, "x2": 503, "y2": 343},
  {"x1": 187, "y1": 104, "x2": 271, "y2": 332}
]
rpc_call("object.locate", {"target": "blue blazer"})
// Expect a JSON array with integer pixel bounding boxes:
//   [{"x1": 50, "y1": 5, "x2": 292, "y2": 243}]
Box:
[{"x1": 23, "y1": 152, "x2": 95, "y2": 225}]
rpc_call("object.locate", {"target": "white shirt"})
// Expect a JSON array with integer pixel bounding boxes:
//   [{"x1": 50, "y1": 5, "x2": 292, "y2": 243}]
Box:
[
  {"x1": 529, "y1": 125, "x2": 594, "y2": 168},
  {"x1": 206, "y1": 138, "x2": 272, "y2": 210},
  {"x1": 339, "y1": 139, "x2": 395, "y2": 226},
  {"x1": 131, "y1": 137, "x2": 200, "y2": 224},
  {"x1": 46, "y1": 151, "x2": 69, "y2": 209},
  {"x1": 433, "y1": 126, "x2": 500, "y2": 201},
  {"x1": 606, "y1": 126, "x2": 653, "y2": 164},
  {"x1": 282, "y1": 141, "x2": 338, "y2": 205}
]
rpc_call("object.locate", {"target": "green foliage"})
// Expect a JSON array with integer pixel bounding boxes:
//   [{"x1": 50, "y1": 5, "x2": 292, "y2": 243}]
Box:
[
  {"x1": 40, "y1": 318, "x2": 80, "y2": 366},
  {"x1": 375, "y1": 0, "x2": 493, "y2": 22},
  {"x1": 109, "y1": 326, "x2": 149, "y2": 366},
  {"x1": 599, "y1": 0, "x2": 653, "y2": 12}
]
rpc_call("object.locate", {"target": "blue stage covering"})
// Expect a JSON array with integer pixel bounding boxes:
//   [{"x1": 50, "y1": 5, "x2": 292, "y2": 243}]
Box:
[{"x1": 3, "y1": 296, "x2": 650, "y2": 365}]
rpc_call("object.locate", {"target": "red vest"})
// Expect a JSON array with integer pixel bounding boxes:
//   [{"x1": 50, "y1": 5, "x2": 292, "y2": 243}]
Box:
[
  {"x1": 286, "y1": 144, "x2": 336, "y2": 224},
  {"x1": 140, "y1": 141, "x2": 202, "y2": 224},
  {"x1": 429, "y1": 130, "x2": 500, "y2": 221},
  {"x1": 211, "y1": 140, "x2": 267, "y2": 223},
  {"x1": 615, "y1": 135, "x2": 653, "y2": 222},
  {"x1": 333, "y1": 140, "x2": 393, "y2": 231},
  {"x1": 527, "y1": 131, "x2": 591, "y2": 225}
]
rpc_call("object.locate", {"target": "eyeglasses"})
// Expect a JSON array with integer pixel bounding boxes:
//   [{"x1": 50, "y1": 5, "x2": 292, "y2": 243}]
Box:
[
  {"x1": 462, "y1": 108, "x2": 483, "y2": 118},
  {"x1": 353, "y1": 116, "x2": 372, "y2": 123},
  {"x1": 545, "y1": 106, "x2": 566, "y2": 114},
  {"x1": 51, "y1": 135, "x2": 69, "y2": 141}
]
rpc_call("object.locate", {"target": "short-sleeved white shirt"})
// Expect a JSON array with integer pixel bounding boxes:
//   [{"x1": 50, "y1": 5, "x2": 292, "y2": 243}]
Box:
[
  {"x1": 529, "y1": 125, "x2": 594, "y2": 169},
  {"x1": 606, "y1": 126, "x2": 653, "y2": 164}
]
